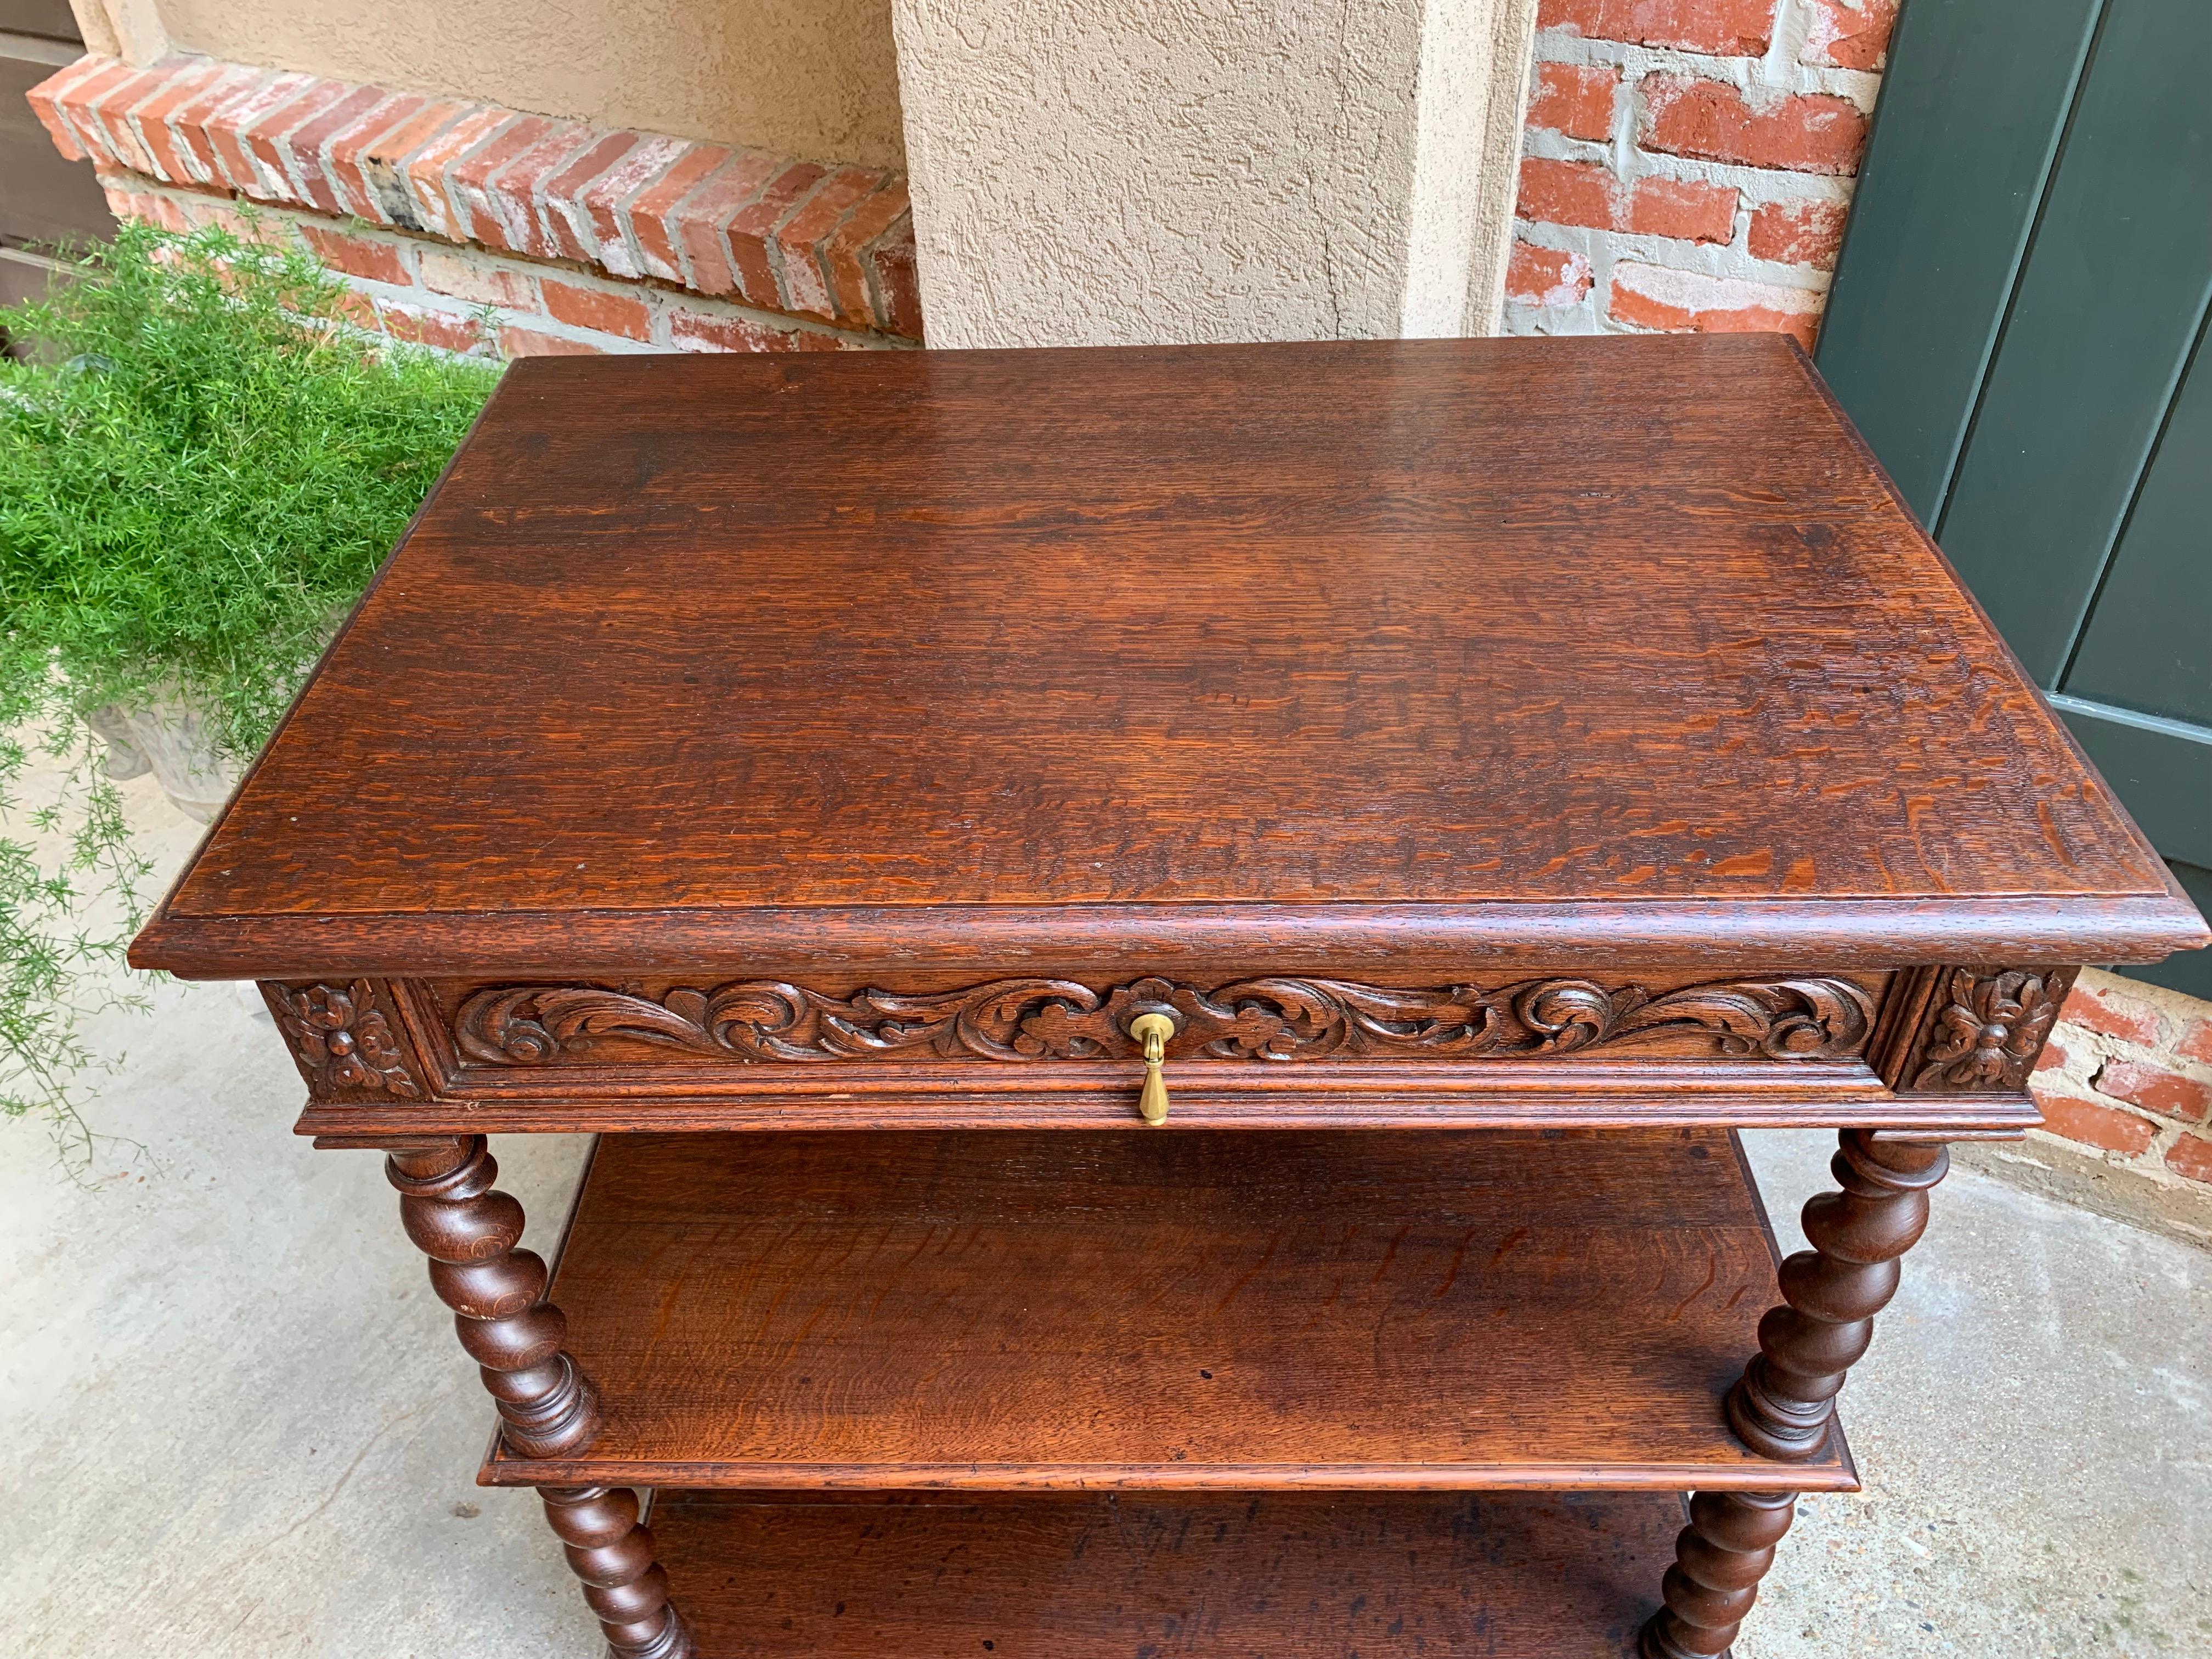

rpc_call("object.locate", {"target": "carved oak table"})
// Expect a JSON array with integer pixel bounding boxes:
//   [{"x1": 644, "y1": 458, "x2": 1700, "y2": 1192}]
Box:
[{"x1": 132, "y1": 336, "x2": 2207, "y2": 1658}]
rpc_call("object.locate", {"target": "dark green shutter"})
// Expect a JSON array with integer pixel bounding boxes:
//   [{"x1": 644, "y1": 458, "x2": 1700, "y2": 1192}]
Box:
[{"x1": 1819, "y1": 0, "x2": 2212, "y2": 996}]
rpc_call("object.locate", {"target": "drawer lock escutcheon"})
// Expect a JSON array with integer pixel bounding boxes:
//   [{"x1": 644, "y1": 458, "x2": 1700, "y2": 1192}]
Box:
[{"x1": 1129, "y1": 1012, "x2": 1178, "y2": 1125}]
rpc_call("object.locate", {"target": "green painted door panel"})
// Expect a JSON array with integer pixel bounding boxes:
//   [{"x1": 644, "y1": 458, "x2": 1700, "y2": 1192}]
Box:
[
  {"x1": 1823, "y1": 0, "x2": 2209, "y2": 989},
  {"x1": 2064, "y1": 329, "x2": 2212, "y2": 727},
  {"x1": 2051, "y1": 696, "x2": 2208, "y2": 995},
  {"x1": 1933, "y1": 0, "x2": 2212, "y2": 684},
  {"x1": 2053, "y1": 696, "x2": 2211, "y2": 871},
  {"x1": 1813, "y1": 0, "x2": 2101, "y2": 524}
]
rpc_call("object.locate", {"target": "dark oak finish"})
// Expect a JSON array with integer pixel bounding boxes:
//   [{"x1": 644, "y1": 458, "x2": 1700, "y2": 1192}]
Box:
[
  {"x1": 385, "y1": 1136, "x2": 601, "y2": 1459},
  {"x1": 286, "y1": 963, "x2": 2065, "y2": 1139},
  {"x1": 131, "y1": 336, "x2": 2205, "y2": 984},
  {"x1": 287, "y1": 963, "x2": 2051, "y2": 1137},
  {"x1": 268, "y1": 979, "x2": 424, "y2": 1100},
  {"x1": 270, "y1": 960, "x2": 2085, "y2": 1137},
  {"x1": 446, "y1": 969, "x2": 1884, "y2": 1065},
  {"x1": 480, "y1": 1128, "x2": 1856, "y2": 1492},
  {"x1": 128, "y1": 340, "x2": 2208, "y2": 1658},
  {"x1": 1727, "y1": 1131, "x2": 1949, "y2": 1460},
  {"x1": 538, "y1": 1487, "x2": 692, "y2": 1659},
  {"x1": 649, "y1": 1490, "x2": 1678, "y2": 1657},
  {"x1": 295, "y1": 1072, "x2": 2018, "y2": 1137},
  {"x1": 1887, "y1": 966, "x2": 2074, "y2": 1093},
  {"x1": 1638, "y1": 1489, "x2": 1798, "y2": 1659}
]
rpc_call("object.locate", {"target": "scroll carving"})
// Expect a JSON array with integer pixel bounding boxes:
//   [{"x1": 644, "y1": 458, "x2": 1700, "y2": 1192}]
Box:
[
  {"x1": 454, "y1": 973, "x2": 1876, "y2": 1068},
  {"x1": 1903, "y1": 966, "x2": 2074, "y2": 1093},
  {"x1": 270, "y1": 979, "x2": 421, "y2": 1097}
]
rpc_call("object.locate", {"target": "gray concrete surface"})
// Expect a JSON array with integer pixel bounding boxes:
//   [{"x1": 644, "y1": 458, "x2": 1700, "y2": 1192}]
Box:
[{"x1": 3, "y1": 780, "x2": 2208, "y2": 1656}]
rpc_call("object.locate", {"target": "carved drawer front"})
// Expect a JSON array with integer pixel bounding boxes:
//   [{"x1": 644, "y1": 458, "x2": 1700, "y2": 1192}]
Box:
[
  {"x1": 264, "y1": 965, "x2": 2087, "y2": 1130},
  {"x1": 417, "y1": 969, "x2": 1894, "y2": 1096},
  {"x1": 442, "y1": 972, "x2": 1887, "y2": 1068}
]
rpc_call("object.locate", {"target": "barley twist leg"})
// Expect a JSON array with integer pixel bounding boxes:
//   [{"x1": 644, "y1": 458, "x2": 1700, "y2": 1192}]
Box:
[
  {"x1": 540, "y1": 1486, "x2": 693, "y2": 1659},
  {"x1": 1726, "y1": 1130, "x2": 1948, "y2": 1460},
  {"x1": 1638, "y1": 1489, "x2": 1797, "y2": 1658},
  {"x1": 385, "y1": 1135, "x2": 602, "y2": 1458}
]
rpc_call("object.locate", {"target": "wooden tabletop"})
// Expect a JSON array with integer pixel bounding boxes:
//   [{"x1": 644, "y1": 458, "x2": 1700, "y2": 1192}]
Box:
[{"x1": 132, "y1": 334, "x2": 2204, "y2": 978}]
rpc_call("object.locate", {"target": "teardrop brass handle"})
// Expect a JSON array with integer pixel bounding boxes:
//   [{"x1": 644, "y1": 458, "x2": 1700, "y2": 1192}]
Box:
[{"x1": 1129, "y1": 1012, "x2": 1177, "y2": 1125}]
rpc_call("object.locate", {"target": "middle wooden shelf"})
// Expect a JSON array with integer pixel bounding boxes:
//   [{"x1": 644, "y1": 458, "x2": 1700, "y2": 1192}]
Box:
[{"x1": 481, "y1": 1126, "x2": 1853, "y2": 1492}]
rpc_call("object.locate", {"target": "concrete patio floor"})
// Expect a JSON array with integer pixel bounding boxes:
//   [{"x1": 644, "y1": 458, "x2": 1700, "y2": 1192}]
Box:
[{"x1": 3, "y1": 782, "x2": 2208, "y2": 1657}]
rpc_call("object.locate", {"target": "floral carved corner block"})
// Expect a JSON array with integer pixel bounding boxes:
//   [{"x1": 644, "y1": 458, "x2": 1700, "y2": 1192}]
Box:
[
  {"x1": 269, "y1": 978, "x2": 423, "y2": 1099},
  {"x1": 1908, "y1": 966, "x2": 2075, "y2": 1092}
]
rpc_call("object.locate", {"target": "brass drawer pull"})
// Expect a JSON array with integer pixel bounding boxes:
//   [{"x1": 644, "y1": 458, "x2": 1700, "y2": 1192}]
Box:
[{"x1": 1129, "y1": 1012, "x2": 1177, "y2": 1124}]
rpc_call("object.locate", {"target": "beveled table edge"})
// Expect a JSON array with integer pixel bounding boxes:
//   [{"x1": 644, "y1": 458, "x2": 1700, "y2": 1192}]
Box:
[{"x1": 129, "y1": 892, "x2": 2209, "y2": 980}]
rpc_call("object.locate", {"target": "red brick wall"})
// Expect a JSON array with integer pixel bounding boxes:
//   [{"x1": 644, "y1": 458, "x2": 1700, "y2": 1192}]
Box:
[
  {"x1": 30, "y1": 53, "x2": 921, "y2": 358},
  {"x1": 2032, "y1": 972, "x2": 2212, "y2": 1207},
  {"x1": 1504, "y1": 0, "x2": 1895, "y2": 347}
]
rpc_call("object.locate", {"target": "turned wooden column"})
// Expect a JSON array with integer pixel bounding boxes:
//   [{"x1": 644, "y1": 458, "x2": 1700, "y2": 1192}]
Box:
[
  {"x1": 385, "y1": 1135, "x2": 602, "y2": 1458},
  {"x1": 1639, "y1": 1489, "x2": 1797, "y2": 1658},
  {"x1": 1726, "y1": 1129, "x2": 1949, "y2": 1460},
  {"x1": 540, "y1": 1487, "x2": 694, "y2": 1659}
]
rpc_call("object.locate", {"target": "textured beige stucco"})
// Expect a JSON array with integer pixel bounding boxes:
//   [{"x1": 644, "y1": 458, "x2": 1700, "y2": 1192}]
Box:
[
  {"x1": 890, "y1": 0, "x2": 1537, "y2": 347},
  {"x1": 134, "y1": 0, "x2": 906, "y2": 168},
  {"x1": 1407, "y1": 0, "x2": 1537, "y2": 335},
  {"x1": 1464, "y1": 0, "x2": 1540, "y2": 333},
  {"x1": 69, "y1": 0, "x2": 170, "y2": 65}
]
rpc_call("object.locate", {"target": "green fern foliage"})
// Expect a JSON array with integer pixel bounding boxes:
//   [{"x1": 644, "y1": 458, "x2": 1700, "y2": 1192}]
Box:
[{"x1": 0, "y1": 219, "x2": 497, "y2": 1153}]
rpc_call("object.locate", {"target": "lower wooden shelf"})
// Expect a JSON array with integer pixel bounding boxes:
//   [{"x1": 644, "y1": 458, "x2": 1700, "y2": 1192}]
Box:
[
  {"x1": 649, "y1": 1489, "x2": 1681, "y2": 1658},
  {"x1": 483, "y1": 1127, "x2": 1851, "y2": 1491}
]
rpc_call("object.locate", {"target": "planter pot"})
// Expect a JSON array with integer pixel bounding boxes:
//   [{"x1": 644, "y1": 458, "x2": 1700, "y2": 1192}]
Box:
[
  {"x1": 84, "y1": 704, "x2": 151, "y2": 781},
  {"x1": 92, "y1": 698, "x2": 241, "y2": 823},
  {"x1": 84, "y1": 616, "x2": 337, "y2": 822}
]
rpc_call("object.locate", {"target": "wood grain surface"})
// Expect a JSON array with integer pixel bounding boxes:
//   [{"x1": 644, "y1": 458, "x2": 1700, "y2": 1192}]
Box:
[
  {"x1": 129, "y1": 335, "x2": 2205, "y2": 980},
  {"x1": 481, "y1": 1127, "x2": 1855, "y2": 1491},
  {"x1": 647, "y1": 1489, "x2": 1677, "y2": 1658}
]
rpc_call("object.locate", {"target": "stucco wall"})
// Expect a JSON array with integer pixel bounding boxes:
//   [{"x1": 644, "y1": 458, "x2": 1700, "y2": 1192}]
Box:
[
  {"x1": 131, "y1": 0, "x2": 906, "y2": 168},
  {"x1": 890, "y1": 0, "x2": 1536, "y2": 348}
]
